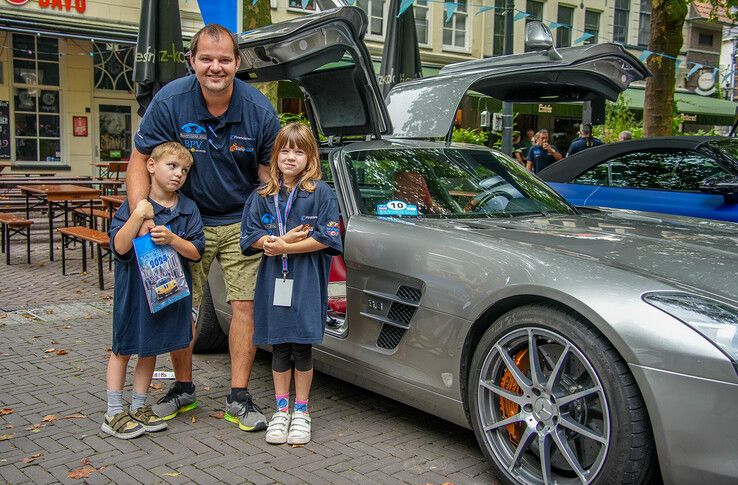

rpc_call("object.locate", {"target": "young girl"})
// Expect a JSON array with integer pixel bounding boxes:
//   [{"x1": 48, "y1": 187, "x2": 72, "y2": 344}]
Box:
[{"x1": 240, "y1": 123, "x2": 342, "y2": 445}]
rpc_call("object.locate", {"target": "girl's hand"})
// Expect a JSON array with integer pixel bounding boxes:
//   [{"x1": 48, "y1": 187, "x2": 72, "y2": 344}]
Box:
[
  {"x1": 282, "y1": 224, "x2": 309, "y2": 244},
  {"x1": 263, "y1": 235, "x2": 289, "y2": 256},
  {"x1": 134, "y1": 200, "x2": 154, "y2": 220},
  {"x1": 150, "y1": 225, "x2": 175, "y2": 245}
]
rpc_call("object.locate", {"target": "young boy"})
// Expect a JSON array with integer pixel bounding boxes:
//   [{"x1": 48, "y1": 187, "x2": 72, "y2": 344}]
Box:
[{"x1": 102, "y1": 142, "x2": 205, "y2": 439}]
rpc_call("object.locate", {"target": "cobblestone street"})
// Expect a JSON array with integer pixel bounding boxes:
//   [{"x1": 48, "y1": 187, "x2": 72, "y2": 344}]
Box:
[{"x1": 0, "y1": 239, "x2": 497, "y2": 484}]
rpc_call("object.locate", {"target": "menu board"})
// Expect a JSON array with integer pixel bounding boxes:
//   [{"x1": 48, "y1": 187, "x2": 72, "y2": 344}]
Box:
[{"x1": 0, "y1": 101, "x2": 9, "y2": 159}]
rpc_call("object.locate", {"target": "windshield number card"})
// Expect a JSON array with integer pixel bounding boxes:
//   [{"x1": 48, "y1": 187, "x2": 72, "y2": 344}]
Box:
[
  {"x1": 133, "y1": 232, "x2": 190, "y2": 313},
  {"x1": 377, "y1": 200, "x2": 419, "y2": 216},
  {"x1": 274, "y1": 277, "x2": 294, "y2": 306}
]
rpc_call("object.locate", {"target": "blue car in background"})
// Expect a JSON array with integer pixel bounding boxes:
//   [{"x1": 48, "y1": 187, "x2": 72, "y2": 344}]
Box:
[{"x1": 539, "y1": 136, "x2": 738, "y2": 222}]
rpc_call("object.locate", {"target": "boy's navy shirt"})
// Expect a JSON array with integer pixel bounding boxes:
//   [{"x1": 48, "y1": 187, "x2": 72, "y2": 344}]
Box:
[
  {"x1": 134, "y1": 75, "x2": 281, "y2": 226},
  {"x1": 240, "y1": 182, "x2": 343, "y2": 345},
  {"x1": 109, "y1": 194, "x2": 205, "y2": 357}
]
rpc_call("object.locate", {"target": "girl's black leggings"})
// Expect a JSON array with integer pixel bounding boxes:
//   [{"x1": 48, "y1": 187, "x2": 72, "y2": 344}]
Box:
[{"x1": 271, "y1": 343, "x2": 313, "y2": 372}]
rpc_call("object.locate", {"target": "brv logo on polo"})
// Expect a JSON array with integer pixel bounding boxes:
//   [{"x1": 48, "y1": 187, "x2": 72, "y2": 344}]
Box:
[{"x1": 179, "y1": 122, "x2": 207, "y2": 153}]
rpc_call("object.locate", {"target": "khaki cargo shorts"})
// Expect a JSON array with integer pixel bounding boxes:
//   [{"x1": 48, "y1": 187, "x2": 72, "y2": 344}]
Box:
[{"x1": 190, "y1": 222, "x2": 261, "y2": 307}]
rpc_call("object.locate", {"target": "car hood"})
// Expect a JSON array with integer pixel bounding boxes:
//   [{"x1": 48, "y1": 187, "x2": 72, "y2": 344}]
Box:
[{"x1": 413, "y1": 209, "x2": 738, "y2": 301}]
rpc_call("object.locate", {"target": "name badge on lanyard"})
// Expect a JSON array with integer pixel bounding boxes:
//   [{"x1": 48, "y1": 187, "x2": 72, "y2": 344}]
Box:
[{"x1": 272, "y1": 183, "x2": 299, "y2": 307}]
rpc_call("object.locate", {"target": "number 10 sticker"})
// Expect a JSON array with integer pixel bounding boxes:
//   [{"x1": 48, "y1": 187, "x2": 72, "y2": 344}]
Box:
[{"x1": 376, "y1": 200, "x2": 419, "y2": 216}]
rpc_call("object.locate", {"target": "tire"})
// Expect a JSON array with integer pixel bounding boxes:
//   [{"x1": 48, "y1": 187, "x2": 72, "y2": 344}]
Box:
[
  {"x1": 468, "y1": 304, "x2": 655, "y2": 485},
  {"x1": 193, "y1": 283, "x2": 229, "y2": 353}
]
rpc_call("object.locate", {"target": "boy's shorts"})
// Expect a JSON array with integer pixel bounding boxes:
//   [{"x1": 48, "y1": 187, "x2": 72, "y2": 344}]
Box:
[{"x1": 190, "y1": 222, "x2": 261, "y2": 308}]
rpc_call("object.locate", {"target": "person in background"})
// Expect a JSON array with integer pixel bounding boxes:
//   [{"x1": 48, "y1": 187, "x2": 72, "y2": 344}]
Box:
[
  {"x1": 619, "y1": 130, "x2": 633, "y2": 141},
  {"x1": 512, "y1": 131, "x2": 525, "y2": 166},
  {"x1": 519, "y1": 128, "x2": 534, "y2": 159},
  {"x1": 526, "y1": 129, "x2": 562, "y2": 173},
  {"x1": 566, "y1": 123, "x2": 603, "y2": 156}
]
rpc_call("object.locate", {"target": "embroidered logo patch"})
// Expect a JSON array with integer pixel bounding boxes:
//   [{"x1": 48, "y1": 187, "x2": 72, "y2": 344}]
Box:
[
  {"x1": 179, "y1": 123, "x2": 207, "y2": 153},
  {"x1": 261, "y1": 213, "x2": 275, "y2": 224}
]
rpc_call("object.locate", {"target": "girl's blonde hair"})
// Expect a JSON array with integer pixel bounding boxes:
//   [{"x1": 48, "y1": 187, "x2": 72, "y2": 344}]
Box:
[{"x1": 259, "y1": 122, "x2": 322, "y2": 196}]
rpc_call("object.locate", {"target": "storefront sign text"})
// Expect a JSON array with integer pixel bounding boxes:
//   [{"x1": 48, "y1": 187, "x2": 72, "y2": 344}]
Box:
[
  {"x1": 5, "y1": 0, "x2": 86, "y2": 13},
  {"x1": 679, "y1": 113, "x2": 697, "y2": 122},
  {"x1": 538, "y1": 104, "x2": 553, "y2": 114},
  {"x1": 135, "y1": 44, "x2": 186, "y2": 64}
]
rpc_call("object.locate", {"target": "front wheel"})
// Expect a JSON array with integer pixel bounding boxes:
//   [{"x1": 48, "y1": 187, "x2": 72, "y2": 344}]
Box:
[{"x1": 468, "y1": 305, "x2": 655, "y2": 484}]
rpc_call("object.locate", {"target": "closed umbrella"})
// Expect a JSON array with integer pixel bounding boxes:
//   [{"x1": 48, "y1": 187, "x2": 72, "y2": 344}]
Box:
[
  {"x1": 133, "y1": 0, "x2": 187, "y2": 117},
  {"x1": 379, "y1": 0, "x2": 422, "y2": 98}
]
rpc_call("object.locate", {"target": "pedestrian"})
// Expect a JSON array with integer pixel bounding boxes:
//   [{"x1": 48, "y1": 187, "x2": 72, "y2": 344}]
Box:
[
  {"x1": 526, "y1": 129, "x2": 562, "y2": 173},
  {"x1": 566, "y1": 123, "x2": 603, "y2": 156},
  {"x1": 520, "y1": 128, "x2": 534, "y2": 158},
  {"x1": 512, "y1": 131, "x2": 525, "y2": 166},
  {"x1": 240, "y1": 122, "x2": 343, "y2": 445},
  {"x1": 619, "y1": 130, "x2": 633, "y2": 141},
  {"x1": 103, "y1": 142, "x2": 205, "y2": 439},
  {"x1": 126, "y1": 23, "x2": 281, "y2": 431}
]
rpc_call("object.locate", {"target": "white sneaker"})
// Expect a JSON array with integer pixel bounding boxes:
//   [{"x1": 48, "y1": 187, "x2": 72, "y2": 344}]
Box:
[
  {"x1": 265, "y1": 411, "x2": 290, "y2": 444},
  {"x1": 287, "y1": 411, "x2": 311, "y2": 445}
]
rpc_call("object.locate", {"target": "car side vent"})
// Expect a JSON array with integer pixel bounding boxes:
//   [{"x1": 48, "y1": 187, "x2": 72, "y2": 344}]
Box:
[
  {"x1": 377, "y1": 324, "x2": 407, "y2": 349},
  {"x1": 397, "y1": 285, "x2": 422, "y2": 303},
  {"x1": 388, "y1": 302, "x2": 415, "y2": 325}
]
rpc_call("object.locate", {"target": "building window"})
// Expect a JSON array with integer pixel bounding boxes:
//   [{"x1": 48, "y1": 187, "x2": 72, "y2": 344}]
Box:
[
  {"x1": 584, "y1": 10, "x2": 600, "y2": 45},
  {"x1": 12, "y1": 34, "x2": 61, "y2": 163},
  {"x1": 613, "y1": 0, "x2": 629, "y2": 43},
  {"x1": 287, "y1": 0, "x2": 316, "y2": 12},
  {"x1": 443, "y1": 0, "x2": 467, "y2": 49},
  {"x1": 638, "y1": 0, "x2": 651, "y2": 47},
  {"x1": 414, "y1": 0, "x2": 429, "y2": 45},
  {"x1": 556, "y1": 5, "x2": 574, "y2": 48},
  {"x1": 698, "y1": 32, "x2": 714, "y2": 47},
  {"x1": 492, "y1": 0, "x2": 506, "y2": 56},
  {"x1": 357, "y1": 0, "x2": 385, "y2": 37},
  {"x1": 93, "y1": 43, "x2": 134, "y2": 92}
]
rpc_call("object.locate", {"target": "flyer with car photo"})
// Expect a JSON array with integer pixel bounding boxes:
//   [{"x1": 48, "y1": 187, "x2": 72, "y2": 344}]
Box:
[{"x1": 133, "y1": 232, "x2": 189, "y2": 313}]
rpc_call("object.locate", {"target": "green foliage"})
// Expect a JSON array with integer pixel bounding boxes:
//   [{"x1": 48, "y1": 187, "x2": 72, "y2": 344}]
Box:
[
  {"x1": 452, "y1": 127, "x2": 490, "y2": 146},
  {"x1": 592, "y1": 93, "x2": 642, "y2": 142},
  {"x1": 278, "y1": 112, "x2": 309, "y2": 126}
]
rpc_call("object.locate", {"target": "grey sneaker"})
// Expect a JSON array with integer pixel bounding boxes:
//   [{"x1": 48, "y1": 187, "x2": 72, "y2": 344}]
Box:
[
  {"x1": 152, "y1": 383, "x2": 198, "y2": 421},
  {"x1": 224, "y1": 390, "x2": 267, "y2": 431}
]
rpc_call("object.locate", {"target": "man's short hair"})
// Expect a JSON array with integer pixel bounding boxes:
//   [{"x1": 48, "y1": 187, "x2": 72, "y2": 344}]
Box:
[
  {"x1": 619, "y1": 130, "x2": 633, "y2": 141},
  {"x1": 150, "y1": 141, "x2": 194, "y2": 166},
  {"x1": 536, "y1": 129, "x2": 549, "y2": 138},
  {"x1": 189, "y1": 24, "x2": 239, "y2": 60},
  {"x1": 580, "y1": 123, "x2": 592, "y2": 136}
]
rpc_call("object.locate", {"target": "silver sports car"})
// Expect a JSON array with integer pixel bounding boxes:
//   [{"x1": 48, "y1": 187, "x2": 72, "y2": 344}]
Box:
[{"x1": 195, "y1": 7, "x2": 738, "y2": 485}]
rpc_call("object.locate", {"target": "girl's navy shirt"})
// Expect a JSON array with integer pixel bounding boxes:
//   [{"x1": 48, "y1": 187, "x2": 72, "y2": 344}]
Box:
[
  {"x1": 240, "y1": 181, "x2": 343, "y2": 345},
  {"x1": 109, "y1": 195, "x2": 205, "y2": 356}
]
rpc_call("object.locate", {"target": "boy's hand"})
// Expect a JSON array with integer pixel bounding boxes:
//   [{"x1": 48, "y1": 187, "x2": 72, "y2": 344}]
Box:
[
  {"x1": 150, "y1": 225, "x2": 175, "y2": 245},
  {"x1": 134, "y1": 200, "x2": 154, "y2": 220},
  {"x1": 263, "y1": 235, "x2": 289, "y2": 257},
  {"x1": 282, "y1": 224, "x2": 309, "y2": 244}
]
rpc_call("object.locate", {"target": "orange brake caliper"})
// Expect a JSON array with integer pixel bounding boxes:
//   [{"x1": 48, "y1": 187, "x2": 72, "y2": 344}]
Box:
[{"x1": 498, "y1": 349, "x2": 529, "y2": 445}]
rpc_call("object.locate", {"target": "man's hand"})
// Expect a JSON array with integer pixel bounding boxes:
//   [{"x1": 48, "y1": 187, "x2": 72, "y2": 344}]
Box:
[
  {"x1": 263, "y1": 235, "x2": 289, "y2": 257},
  {"x1": 150, "y1": 225, "x2": 175, "y2": 245},
  {"x1": 282, "y1": 224, "x2": 309, "y2": 244}
]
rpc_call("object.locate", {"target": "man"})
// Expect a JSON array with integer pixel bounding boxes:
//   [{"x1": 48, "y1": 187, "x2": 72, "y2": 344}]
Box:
[
  {"x1": 511, "y1": 131, "x2": 525, "y2": 166},
  {"x1": 127, "y1": 24, "x2": 280, "y2": 432},
  {"x1": 619, "y1": 130, "x2": 633, "y2": 141},
  {"x1": 526, "y1": 129, "x2": 562, "y2": 173},
  {"x1": 566, "y1": 123, "x2": 603, "y2": 157},
  {"x1": 519, "y1": 128, "x2": 534, "y2": 159}
]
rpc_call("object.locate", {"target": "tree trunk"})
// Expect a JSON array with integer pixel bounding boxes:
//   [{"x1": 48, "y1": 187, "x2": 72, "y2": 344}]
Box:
[
  {"x1": 242, "y1": 1, "x2": 278, "y2": 108},
  {"x1": 644, "y1": 0, "x2": 688, "y2": 137}
]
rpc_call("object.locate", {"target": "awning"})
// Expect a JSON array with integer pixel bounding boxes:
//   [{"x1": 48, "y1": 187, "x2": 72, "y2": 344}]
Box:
[
  {"x1": 0, "y1": 11, "x2": 139, "y2": 44},
  {"x1": 623, "y1": 87, "x2": 738, "y2": 125}
]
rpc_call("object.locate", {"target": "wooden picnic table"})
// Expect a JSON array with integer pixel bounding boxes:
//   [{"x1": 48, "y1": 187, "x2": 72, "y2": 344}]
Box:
[
  {"x1": 16, "y1": 184, "x2": 101, "y2": 261},
  {"x1": 91, "y1": 161, "x2": 128, "y2": 180},
  {"x1": 101, "y1": 194, "x2": 125, "y2": 220}
]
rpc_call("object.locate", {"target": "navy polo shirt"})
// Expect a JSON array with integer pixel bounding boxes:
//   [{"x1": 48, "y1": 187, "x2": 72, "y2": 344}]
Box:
[
  {"x1": 109, "y1": 195, "x2": 205, "y2": 356},
  {"x1": 527, "y1": 145, "x2": 560, "y2": 173},
  {"x1": 135, "y1": 75, "x2": 281, "y2": 226},
  {"x1": 240, "y1": 182, "x2": 343, "y2": 345},
  {"x1": 566, "y1": 136, "x2": 603, "y2": 156}
]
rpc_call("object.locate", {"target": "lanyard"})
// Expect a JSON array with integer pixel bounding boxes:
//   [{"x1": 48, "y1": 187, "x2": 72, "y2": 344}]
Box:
[{"x1": 273, "y1": 183, "x2": 299, "y2": 278}]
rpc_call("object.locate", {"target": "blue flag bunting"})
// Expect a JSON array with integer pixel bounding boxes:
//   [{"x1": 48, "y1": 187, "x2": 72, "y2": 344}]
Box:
[
  {"x1": 639, "y1": 50, "x2": 653, "y2": 62},
  {"x1": 398, "y1": 0, "x2": 415, "y2": 16},
  {"x1": 445, "y1": 2, "x2": 457, "y2": 22},
  {"x1": 513, "y1": 11, "x2": 530, "y2": 21},
  {"x1": 573, "y1": 33, "x2": 594, "y2": 44},
  {"x1": 476, "y1": 5, "x2": 495, "y2": 15},
  {"x1": 686, "y1": 63, "x2": 702, "y2": 79}
]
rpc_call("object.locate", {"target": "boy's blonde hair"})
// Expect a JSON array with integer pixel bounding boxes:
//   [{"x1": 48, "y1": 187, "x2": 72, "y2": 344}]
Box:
[
  {"x1": 259, "y1": 122, "x2": 321, "y2": 196},
  {"x1": 150, "y1": 141, "x2": 194, "y2": 166}
]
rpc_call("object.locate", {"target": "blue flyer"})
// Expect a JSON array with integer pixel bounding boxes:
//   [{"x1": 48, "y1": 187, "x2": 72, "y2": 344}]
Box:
[{"x1": 133, "y1": 232, "x2": 190, "y2": 313}]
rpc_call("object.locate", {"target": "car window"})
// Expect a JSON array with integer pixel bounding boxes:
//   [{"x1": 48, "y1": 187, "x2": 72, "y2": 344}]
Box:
[
  {"x1": 574, "y1": 163, "x2": 608, "y2": 186},
  {"x1": 343, "y1": 147, "x2": 576, "y2": 218}
]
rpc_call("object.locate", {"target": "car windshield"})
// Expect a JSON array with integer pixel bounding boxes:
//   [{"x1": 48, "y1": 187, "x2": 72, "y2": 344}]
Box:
[
  {"x1": 343, "y1": 147, "x2": 576, "y2": 218},
  {"x1": 705, "y1": 139, "x2": 738, "y2": 173}
]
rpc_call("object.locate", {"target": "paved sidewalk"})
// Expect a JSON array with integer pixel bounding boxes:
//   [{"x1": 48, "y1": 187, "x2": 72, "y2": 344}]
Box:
[{"x1": 0, "y1": 239, "x2": 498, "y2": 484}]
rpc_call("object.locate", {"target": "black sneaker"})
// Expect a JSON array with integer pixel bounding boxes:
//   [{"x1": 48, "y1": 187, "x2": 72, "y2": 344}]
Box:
[{"x1": 224, "y1": 390, "x2": 267, "y2": 431}]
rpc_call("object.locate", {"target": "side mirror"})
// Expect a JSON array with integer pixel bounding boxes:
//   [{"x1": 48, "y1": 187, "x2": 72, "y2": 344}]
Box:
[
  {"x1": 700, "y1": 175, "x2": 738, "y2": 204},
  {"x1": 524, "y1": 21, "x2": 562, "y2": 60}
]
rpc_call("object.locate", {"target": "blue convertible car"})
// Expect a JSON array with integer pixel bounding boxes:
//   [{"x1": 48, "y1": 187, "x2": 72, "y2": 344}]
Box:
[{"x1": 539, "y1": 136, "x2": 738, "y2": 222}]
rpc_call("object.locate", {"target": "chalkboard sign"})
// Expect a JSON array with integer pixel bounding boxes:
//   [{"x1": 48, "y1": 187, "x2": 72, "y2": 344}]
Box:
[{"x1": 0, "y1": 101, "x2": 9, "y2": 159}]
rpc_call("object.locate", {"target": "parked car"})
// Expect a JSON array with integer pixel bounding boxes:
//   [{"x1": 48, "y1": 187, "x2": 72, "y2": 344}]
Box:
[
  {"x1": 194, "y1": 8, "x2": 738, "y2": 485},
  {"x1": 539, "y1": 136, "x2": 738, "y2": 222}
]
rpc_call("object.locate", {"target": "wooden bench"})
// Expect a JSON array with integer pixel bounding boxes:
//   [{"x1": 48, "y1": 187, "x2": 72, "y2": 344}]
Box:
[
  {"x1": 57, "y1": 226, "x2": 111, "y2": 290},
  {"x1": 73, "y1": 207, "x2": 112, "y2": 232},
  {"x1": 0, "y1": 213, "x2": 32, "y2": 265}
]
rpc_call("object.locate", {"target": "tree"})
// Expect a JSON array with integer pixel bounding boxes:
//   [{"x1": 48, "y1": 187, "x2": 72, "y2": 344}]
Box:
[{"x1": 242, "y1": 0, "x2": 278, "y2": 105}]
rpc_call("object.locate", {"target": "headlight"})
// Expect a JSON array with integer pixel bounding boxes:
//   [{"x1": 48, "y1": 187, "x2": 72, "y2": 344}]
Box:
[{"x1": 644, "y1": 292, "x2": 738, "y2": 364}]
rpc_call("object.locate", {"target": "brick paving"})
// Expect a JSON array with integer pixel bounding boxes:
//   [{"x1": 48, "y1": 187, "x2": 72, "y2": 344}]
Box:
[{"x1": 0, "y1": 237, "x2": 499, "y2": 484}]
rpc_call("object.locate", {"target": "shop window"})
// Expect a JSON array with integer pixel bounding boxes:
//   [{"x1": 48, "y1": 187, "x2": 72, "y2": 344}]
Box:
[
  {"x1": 638, "y1": 0, "x2": 651, "y2": 47},
  {"x1": 93, "y1": 42, "x2": 134, "y2": 92},
  {"x1": 492, "y1": 0, "x2": 506, "y2": 56},
  {"x1": 443, "y1": 0, "x2": 468, "y2": 50},
  {"x1": 357, "y1": 0, "x2": 385, "y2": 37},
  {"x1": 613, "y1": 0, "x2": 629, "y2": 43},
  {"x1": 584, "y1": 10, "x2": 600, "y2": 45},
  {"x1": 556, "y1": 5, "x2": 574, "y2": 48},
  {"x1": 12, "y1": 34, "x2": 61, "y2": 163},
  {"x1": 414, "y1": 0, "x2": 430, "y2": 46}
]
